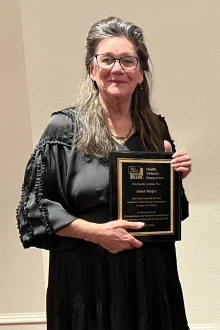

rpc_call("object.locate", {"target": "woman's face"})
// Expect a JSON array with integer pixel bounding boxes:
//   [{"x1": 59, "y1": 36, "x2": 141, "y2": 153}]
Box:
[{"x1": 90, "y1": 37, "x2": 143, "y2": 102}]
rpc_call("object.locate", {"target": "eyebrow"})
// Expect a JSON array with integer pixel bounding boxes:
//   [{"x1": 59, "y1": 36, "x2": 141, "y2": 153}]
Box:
[{"x1": 100, "y1": 52, "x2": 136, "y2": 57}]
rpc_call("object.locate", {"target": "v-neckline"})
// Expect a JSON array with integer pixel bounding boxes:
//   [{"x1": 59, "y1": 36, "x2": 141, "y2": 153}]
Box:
[{"x1": 112, "y1": 131, "x2": 138, "y2": 150}]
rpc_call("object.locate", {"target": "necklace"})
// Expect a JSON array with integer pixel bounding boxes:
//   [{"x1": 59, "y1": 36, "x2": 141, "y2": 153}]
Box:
[{"x1": 111, "y1": 124, "x2": 133, "y2": 142}]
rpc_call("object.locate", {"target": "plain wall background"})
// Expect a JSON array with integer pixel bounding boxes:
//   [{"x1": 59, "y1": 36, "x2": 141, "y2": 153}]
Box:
[
  {"x1": 1, "y1": 0, "x2": 219, "y2": 328},
  {"x1": 0, "y1": 0, "x2": 46, "y2": 317}
]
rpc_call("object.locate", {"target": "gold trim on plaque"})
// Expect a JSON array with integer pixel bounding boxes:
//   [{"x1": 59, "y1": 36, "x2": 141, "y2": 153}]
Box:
[{"x1": 117, "y1": 158, "x2": 175, "y2": 236}]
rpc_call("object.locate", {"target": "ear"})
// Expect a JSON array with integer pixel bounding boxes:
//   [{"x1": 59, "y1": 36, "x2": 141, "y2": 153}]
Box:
[
  {"x1": 89, "y1": 64, "x2": 96, "y2": 81},
  {"x1": 138, "y1": 70, "x2": 144, "y2": 85}
]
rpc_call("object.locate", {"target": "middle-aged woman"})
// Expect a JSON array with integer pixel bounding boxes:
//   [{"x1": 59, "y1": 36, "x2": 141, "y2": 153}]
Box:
[{"x1": 17, "y1": 16, "x2": 191, "y2": 330}]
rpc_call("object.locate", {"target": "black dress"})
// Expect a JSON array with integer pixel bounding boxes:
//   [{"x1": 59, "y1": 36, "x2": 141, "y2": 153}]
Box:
[{"x1": 17, "y1": 109, "x2": 190, "y2": 330}]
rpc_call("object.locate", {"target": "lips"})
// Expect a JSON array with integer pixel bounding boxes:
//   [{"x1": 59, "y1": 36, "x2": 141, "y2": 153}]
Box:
[{"x1": 109, "y1": 80, "x2": 127, "y2": 83}]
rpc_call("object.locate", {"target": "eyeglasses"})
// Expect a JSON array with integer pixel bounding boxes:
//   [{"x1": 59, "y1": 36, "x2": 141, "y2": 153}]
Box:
[{"x1": 95, "y1": 54, "x2": 139, "y2": 71}]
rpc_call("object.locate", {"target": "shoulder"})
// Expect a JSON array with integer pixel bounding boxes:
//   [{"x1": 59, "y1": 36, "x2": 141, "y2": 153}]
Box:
[
  {"x1": 51, "y1": 107, "x2": 76, "y2": 121},
  {"x1": 150, "y1": 112, "x2": 169, "y2": 130},
  {"x1": 156, "y1": 113, "x2": 168, "y2": 126},
  {"x1": 154, "y1": 113, "x2": 173, "y2": 141},
  {"x1": 40, "y1": 107, "x2": 76, "y2": 142},
  {"x1": 154, "y1": 113, "x2": 171, "y2": 132}
]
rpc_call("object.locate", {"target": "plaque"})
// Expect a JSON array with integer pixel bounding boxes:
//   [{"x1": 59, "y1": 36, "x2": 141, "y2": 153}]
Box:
[{"x1": 109, "y1": 151, "x2": 182, "y2": 242}]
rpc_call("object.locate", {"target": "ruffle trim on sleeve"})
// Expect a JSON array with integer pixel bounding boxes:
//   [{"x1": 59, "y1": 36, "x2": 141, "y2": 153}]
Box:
[
  {"x1": 38, "y1": 136, "x2": 74, "y2": 148},
  {"x1": 34, "y1": 143, "x2": 54, "y2": 234},
  {"x1": 16, "y1": 135, "x2": 74, "y2": 246},
  {"x1": 16, "y1": 149, "x2": 37, "y2": 244}
]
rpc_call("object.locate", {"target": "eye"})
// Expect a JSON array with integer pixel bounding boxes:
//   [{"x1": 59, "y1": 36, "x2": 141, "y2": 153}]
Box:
[
  {"x1": 100, "y1": 56, "x2": 114, "y2": 64},
  {"x1": 121, "y1": 57, "x2": 135, "y2": 65}
]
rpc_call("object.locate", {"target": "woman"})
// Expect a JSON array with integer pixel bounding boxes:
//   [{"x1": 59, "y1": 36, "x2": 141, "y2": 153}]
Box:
[{"x1": 17, "y1": 17, "x2": 191, "y2": 330}]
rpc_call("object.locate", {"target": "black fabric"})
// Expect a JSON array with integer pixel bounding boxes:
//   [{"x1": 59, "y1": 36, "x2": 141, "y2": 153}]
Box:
[
  {"x1": 17, "y1": 109, "x2": 190, "y2": 330},
  {"x1": 47, "y1": 242, "x2": 189, "y2": 330}
]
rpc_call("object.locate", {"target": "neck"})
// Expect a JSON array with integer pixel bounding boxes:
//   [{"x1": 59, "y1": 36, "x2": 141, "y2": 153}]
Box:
[
  {"x1": 98, "y1": 94, "x2": 135, "y2": 143},
  {"x1": 99, "y1": 93, "x2": 132, "y2": 120}
]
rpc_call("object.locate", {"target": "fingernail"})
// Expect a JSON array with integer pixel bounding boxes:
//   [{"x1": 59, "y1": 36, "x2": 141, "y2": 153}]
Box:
[{"x1": 138, "y1": 222, "x2": 145, "y2": 226}]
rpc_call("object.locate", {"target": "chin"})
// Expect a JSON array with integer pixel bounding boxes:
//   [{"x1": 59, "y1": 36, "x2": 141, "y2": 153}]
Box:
[{"x1": 106, "y1": 87, "x2": 130, "y2": 98}]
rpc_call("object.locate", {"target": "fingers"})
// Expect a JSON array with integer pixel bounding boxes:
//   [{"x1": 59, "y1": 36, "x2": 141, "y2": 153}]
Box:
[
  {"x1": 99, "y1": 221, "x2": 144, "y2": 253},
  {"x1": 171, "y1": 159, "x2": 191, "y2": 169},
  {"x1": 113, "y1": 222, "x2": 144, "y2": 249},
  {"x1": 172, "y1": 153, "x2": 191, "y2": 161},
  {"x1": 171, "y1": 149, "x2": 191, "y2": 179},
  {"x1": 164, "y1": 140, "x2": 172, "y2": 152},
  {"x1": 110, "y1": 237, "x2": 143, "y2": 254},
  {"x1": 172, "y1": 149, "x2": 188, "y2": 158},
  {"x1": 121, "y1": 220, "x2": 145, "y2": 230},
  {"x1": 131, "y1": 237, "x2": 143, "y2": 248},
  {"x1": 109, "y1": 220, "x2": 145, "y2": 230}
]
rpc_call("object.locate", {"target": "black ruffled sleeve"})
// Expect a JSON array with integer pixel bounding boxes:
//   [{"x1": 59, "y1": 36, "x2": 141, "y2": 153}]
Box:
[
  {"x1": 16, "y1": 109, "x2": 78, "y2": 250},
  {"x1": 159, "y1": 115, "x2": 189, "y2": 221}
]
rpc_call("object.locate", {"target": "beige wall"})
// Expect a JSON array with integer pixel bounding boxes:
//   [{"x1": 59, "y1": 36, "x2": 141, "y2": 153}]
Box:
[
  {"x1": 1, "y1": 0, "x2": 219, "y2": 328},
  {"x1": 0, "y1": 0, "x2": 46, "y2": 328}
]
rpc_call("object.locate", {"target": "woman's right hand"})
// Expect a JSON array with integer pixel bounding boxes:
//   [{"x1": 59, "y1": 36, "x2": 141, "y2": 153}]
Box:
[
  {"x1": 57, "y1": 219, "x2": 144, "y2": 254},
  {"x1": 91, "y1": 220, "x2": 144, "y2": 254}
]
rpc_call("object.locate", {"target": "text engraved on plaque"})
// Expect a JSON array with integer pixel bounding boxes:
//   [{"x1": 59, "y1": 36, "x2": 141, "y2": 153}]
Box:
[{"x1": 117, "y1": 159, "x2": 174, "y2": 236}]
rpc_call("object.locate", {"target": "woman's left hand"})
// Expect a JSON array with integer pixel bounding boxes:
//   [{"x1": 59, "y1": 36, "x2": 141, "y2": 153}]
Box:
[{"x1": 164, "y1": 140, "x2": 191, "y2": 179}]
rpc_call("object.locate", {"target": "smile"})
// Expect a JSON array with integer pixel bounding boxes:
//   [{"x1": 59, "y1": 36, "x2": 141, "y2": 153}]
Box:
[{"x1": 109, "y1": 80, "x2": 127, "y2": 84}]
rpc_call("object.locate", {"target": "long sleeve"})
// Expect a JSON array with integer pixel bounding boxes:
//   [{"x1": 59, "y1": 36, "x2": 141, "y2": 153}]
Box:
[
  {"x1": 159, "y1": 115, "x2": 189, "y2": 221},
  {"x1": 16, "y1": 109, "x2": 78, "y2": 249}
]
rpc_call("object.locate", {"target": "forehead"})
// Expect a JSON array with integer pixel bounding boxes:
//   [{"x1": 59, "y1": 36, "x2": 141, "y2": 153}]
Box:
[{"x1": 96, "y1": 37, "x2": 137, "y2": 55}]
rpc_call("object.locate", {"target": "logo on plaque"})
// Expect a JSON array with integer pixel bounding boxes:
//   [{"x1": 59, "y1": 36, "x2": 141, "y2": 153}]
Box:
[{"x1": 128, "y1": 166, "x2": 143, "y2": 179}]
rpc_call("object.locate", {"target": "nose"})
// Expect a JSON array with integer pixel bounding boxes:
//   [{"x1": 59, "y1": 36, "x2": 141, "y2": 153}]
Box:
[{"x1": 111, "y1": 60, "x2": 124, "y2": 73}]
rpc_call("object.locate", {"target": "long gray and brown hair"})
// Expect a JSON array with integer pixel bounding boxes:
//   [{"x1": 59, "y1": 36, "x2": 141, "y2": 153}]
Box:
[{"x1": 74, "y1": 16, "x2": 165, "y2": 157}]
